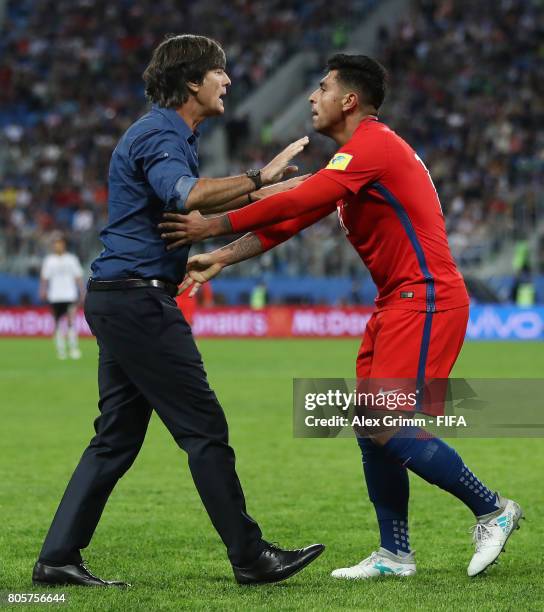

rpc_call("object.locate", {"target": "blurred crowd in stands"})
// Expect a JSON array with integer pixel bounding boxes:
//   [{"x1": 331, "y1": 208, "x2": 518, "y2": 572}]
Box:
[
  {"x1": 1, "y1": 0, "x2": 543, "y2": 284},
  {"x1": 382, "y1": 0, "x2": 544, "y2": 271}
]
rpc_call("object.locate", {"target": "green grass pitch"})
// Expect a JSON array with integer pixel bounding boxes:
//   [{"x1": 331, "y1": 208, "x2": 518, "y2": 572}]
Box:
[{"x1": 1, "y1": 338, "x2": 543, "y2": 611}]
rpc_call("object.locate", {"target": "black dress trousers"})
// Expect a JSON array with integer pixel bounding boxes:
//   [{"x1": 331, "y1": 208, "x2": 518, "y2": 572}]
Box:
[{"x1": 39, "y1": 287, "x2": 264, "y2": 567}]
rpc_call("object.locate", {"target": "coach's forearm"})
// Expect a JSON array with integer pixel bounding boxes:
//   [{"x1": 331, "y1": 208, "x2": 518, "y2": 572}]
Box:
[
  {"x1": 185, "y1": 176, "x2": 256, "y2": 211},
  {"x1": 213, "y1": 232, "x2": 264, "y2": 267},
  {"x1": 202, "y1": 193, "x2": 254, "y2": 214},
  {"x1": 195, "y1": 175, "x2": 310, "y2": 215}
]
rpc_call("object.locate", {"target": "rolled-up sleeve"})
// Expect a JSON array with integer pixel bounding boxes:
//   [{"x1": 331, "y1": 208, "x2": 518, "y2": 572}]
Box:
[{"x1": 130, "y1": 129, "x2": 197, "y2": 211}]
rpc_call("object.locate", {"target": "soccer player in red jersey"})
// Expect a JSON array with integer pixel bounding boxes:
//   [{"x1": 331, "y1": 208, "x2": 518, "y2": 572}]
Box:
[{"x1": 159, "y1": 54, "x2": 523, "y2": 578}]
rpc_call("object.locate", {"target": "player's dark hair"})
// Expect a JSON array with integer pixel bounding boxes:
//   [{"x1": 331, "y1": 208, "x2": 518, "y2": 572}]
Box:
[
  {"x1": 143, "y1": 34, "x2": 226, "y2": 108},
  {"x1": 327, "y1": 54, "x2": 387, "y2": 109}
]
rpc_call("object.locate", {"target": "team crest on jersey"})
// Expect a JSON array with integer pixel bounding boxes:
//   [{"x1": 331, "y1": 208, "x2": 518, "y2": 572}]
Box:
[{"x1": 326, "y1": 153, "x2": 353, "y2": 171}]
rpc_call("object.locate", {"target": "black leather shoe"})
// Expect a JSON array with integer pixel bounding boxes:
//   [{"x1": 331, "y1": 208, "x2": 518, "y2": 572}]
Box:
[
  {"x1": 233, "y1": 542, "x2": 325, "y2": 585},
  {"x1": 32, "y1": 561, "x2": 130, "y2": 587}
]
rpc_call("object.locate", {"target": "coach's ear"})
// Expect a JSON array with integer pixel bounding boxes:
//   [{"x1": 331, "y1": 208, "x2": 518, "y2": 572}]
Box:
[{"x1": 187, "y1": 81, "x2": 200, "y2": 94}]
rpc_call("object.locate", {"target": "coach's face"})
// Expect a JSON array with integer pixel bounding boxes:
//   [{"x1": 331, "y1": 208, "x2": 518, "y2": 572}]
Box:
[
  {"x1": 309, "y1": 71, "x2": 346, "y2": 135},
  {"x1": 193, "y1": 69, "x2": 231, "y2": 117}
]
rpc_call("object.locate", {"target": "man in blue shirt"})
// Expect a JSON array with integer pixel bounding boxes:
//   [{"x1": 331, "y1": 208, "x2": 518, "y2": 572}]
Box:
[{"x1": 33, "y1": 34, "x2": 323, "y2": 588}]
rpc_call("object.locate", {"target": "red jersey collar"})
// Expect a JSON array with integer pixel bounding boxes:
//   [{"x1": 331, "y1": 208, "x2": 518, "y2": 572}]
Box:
[{"x1": 353, "y1": 115, "x2": 379, "y2": 136}]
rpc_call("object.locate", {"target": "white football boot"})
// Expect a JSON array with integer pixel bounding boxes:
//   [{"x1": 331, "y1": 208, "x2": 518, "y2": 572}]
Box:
[
  {"x1": 467, "y1": 496, "x2": 524, "y2": 577},
  {"x1": 331, "y1": 547, "x2": 416, "y2": 579}
]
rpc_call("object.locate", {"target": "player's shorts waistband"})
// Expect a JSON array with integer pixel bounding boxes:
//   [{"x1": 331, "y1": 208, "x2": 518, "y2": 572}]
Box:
[{"x1": 87, "y1": 278, "x2": 178, "y2": 297}]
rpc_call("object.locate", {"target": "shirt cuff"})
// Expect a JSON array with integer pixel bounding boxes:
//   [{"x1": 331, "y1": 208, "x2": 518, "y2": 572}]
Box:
[{"x1": 173, "y1": 176, "x2": 199, "y2": 211}]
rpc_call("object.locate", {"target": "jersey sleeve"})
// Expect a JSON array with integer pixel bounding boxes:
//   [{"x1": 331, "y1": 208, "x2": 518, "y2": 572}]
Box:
[
  {"x1": 227, "y1": 172, "x2": 349, "y2": 234},
  {"x1": 130, "y1": 129, "x2": 198, "y2": 211},
  {"x1": 318, "y1": 129, "x2": 387, "y2": 194},
  {"x1": 254, "y1": 201, "x2": 336, "y2": 251}
]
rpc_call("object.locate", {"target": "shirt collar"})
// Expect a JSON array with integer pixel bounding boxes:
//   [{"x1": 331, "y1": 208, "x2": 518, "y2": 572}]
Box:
[{"x1": 152, "y1": 104, "x2": 200, "y2": 144}]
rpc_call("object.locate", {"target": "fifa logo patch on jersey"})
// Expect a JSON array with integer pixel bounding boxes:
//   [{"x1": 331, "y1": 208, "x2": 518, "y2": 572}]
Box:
[{"x1": 326, "y1": 153, "x2": 353, "y2": 171}]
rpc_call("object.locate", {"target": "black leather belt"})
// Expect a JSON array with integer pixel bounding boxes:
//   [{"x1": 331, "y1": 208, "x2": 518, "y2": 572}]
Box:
[{"x1": 87, "y1": 278, "x2": 178, "y2": 297}]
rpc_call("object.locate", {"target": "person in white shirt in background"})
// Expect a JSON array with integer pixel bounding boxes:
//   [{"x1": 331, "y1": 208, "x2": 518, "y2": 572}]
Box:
[{"x1": 40, "y1": 235, "x2": 85, "y2": 360}]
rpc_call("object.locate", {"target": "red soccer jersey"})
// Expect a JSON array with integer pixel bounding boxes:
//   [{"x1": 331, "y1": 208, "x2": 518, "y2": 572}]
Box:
[
  {"x1": 229, "y1": 116, "x2": 469, "y2": 312},
  {"x1": 319, "y1": 117, "x2": 468, "y2": 311}
]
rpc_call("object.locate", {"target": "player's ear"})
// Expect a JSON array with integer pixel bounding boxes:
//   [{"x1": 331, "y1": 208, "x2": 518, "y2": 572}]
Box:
[{"x1": 342, "y1": 92, "x2": 359, "y2": 113}]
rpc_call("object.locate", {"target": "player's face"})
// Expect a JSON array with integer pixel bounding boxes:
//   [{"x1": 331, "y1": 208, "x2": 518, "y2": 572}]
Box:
[
  {"x1": 53, "y1": 239, "x2": 66, "y2": 255},
  {"x1": 195, "y1": 69, "x2": 231, "y2": 116},
  {"x1": 309, "y1": 71, "x2": 346, "y2": 135}
]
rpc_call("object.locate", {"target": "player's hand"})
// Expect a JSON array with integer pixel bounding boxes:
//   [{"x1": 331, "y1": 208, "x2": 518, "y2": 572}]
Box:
[
  {"x1": 159, "y1": 211, "x2": 211, "y2": 249},
  {"x1": 178, "y1": 253, "x2": 225, "y2": 297},
  {"x1": 260, "y1": 136, "x2": 309, "y2": 185},
  {"x1": 252, "y1": 173, "x2": 311, "y2": 200}
]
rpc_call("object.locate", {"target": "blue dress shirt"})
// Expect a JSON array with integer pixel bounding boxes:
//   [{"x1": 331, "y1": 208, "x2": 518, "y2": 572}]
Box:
[{"x1": 91, "y1": 105, "x2": 199, "y2": 284}]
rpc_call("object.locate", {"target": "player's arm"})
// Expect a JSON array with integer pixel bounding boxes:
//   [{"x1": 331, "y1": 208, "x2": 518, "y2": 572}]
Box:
[
  {"x1": 176, "y1": 235, "x2": 262, "y2": 297},
  {"x1": 159, "y1": 172, "x2": 349, "y2": 247},
  {"x1": 178, "y1": 202, "x2": 336, "y2": 296},
  {"x1": 253, "y1": 200, "x2": 336, "y2": 251}
]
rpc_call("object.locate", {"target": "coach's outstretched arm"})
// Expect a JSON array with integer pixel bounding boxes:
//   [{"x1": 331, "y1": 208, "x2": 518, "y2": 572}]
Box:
[
  {"x1": 185, "y1": 136, "x2": 310, "y2": 211},
  {"x1": 198, "y1": 173, "x2": 311, "y2": 215},
  {"x1": 159, "y1": 172, "x2": 349, "y2": 248},
  {"x1": 136, "y1": 133, "x2": 309, "y2": 215}
]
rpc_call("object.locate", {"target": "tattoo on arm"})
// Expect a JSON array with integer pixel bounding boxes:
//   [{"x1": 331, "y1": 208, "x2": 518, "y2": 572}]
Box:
[
  {"x1": 217, "y1": 232, "x2": 263, "y2": 266},
  {"x1": 208, "y1": 214, "x2": 234, "y2": 237}
]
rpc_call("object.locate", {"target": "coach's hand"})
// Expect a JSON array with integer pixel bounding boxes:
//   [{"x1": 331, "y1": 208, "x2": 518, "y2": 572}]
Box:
[
  {"x1": 160, "y1": 211, "x2": 212, "y2": 249},
  {"x1": 178, "y1": 253, "x2": 224, "y2": 297},
  {"x1": 260, "y1": 136, "x2": 309, "y2": 185}
]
